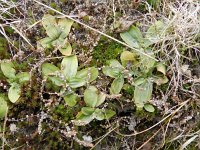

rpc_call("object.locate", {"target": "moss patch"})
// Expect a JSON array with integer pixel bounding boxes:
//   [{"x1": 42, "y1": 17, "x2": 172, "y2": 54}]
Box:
[{"x1": 92, "y1": 36, "x2": 123, "y2": 66}]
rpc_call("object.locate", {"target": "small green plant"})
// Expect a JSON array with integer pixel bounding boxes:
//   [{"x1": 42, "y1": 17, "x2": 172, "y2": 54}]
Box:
[
  {"x1": 38, "y1": 14, "x2": 74, "y2": 56},
  {"x1": 42, "y1": 55, "x2": 99, "y2": 106},
  {"x1": 103, "y1": 21, "x2": 169, "y2": 112},
  {"x1": 0, "y1": 60, "x2": 30, "y2": 119},
  {"x1": 42, "y1": 56, "x2": 116, "y2": 125},
  {"x1": 74, "y1": 86, "x2": 116, "y2": 125},
  {"x1": 38, "y1": 14, "x2": 116, "y2": 126},
  {"x1": 0, "y1": 60, "x2": 30, "y2": 103}
]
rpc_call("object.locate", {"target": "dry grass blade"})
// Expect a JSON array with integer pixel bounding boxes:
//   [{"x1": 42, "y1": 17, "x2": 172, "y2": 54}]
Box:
[{"x1": 179, "y1": 135, "x2": 198, "y2": 150}]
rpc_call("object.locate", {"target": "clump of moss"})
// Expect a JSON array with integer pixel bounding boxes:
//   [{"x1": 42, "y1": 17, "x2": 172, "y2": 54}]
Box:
[
  {"x1": 0, "y1": 37, "x2": 9, "y2": 59},
  {"x1": 92, "y1": 36, "x2": 123, "y2": 66},
  {"x1": 52, "y1": 104, "x2": 75, "y2": 122}
]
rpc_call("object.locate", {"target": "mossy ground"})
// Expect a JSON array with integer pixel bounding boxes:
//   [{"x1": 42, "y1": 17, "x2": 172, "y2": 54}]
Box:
[{"x1": 0, "y1": 0, "x2": 200, "y2": 149}]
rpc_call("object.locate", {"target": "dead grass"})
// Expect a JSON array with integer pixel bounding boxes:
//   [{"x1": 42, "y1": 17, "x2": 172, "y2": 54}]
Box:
[{"x1": 0, "y1": 0, "x2": 199, "y2": 149}]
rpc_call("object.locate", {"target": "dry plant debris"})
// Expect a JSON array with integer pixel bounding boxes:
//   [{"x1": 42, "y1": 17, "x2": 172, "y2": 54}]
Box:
[{"x1": 0, "y1": 0, "x2": 199, "y2": 149}]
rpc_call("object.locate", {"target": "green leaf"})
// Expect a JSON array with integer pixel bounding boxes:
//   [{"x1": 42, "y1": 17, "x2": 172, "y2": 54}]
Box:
[
  {"x1": 41, "y1": 63, "x2": 60, "y2": 77},
  {"x1": 142, "y1": 39, "x2": 152, "y2": 48},
  {"x1": 95, "y1": 92, "x2": 106, "y2": 107},
  {"x1": 51, "y1": 37, "x2": 65, "y2": 47},
  {"x1": 68, "y1": 77, "x2": 87, "y2": 88},
  {"x1": 1, "y1": 60, "x2": 16, "y2": 79},
  {"x1": 39, "y1": 37, "x2": 53, "y2": 48},
  {"x1": 102, "y1": 66, "x2": 122, "y2": 78},
  {"x1": 84, "y1": 86, "x2": 98, "y2": 107},
  {"x1": 48, "y1": 76, "x2": 64, "y2": 86},
  {"x1": 134, "y1": 81, "x2": 153, "y2": 108},
  {"x1": 120, "y1": 51, "x2": 136, "y2": 66},
  {"x1": 57, "y1": 18, "x2": 74, "y2": 39},
  {"x1": 75, "y1": 112, "x2": 94, "y2": 125},
  {"x1": 127, "y1": 25, "x2": 143, "y2": 43},
  {"x1": 156, "y1": 63, "x2": 166, "y2": 75},
  {"x1": 108, "y1": 59, "x2": 124, "y2": 69},
  {"x1": 81, "y1": 107, "x2": 95, "y2": 115},
  {"x1": 94, "y1": 109, "x2": 105, "y2": 120},
  {"x1": 76, "y1": 67, "x2": 99, "y2": 82},
  {"x1": 59, "y1": 41, "x2": 72, "y2": 56},
  {"x1": 61, "y1": 55, "x2": 78, "y2": 80},
  {"x1": 146, "y1": 20, "x2": 166, "y2": 43},
  {"x1": 42, "y1": 14, "x2": 60, "y2": 39},
  {"x1": 64, "y1": 94, "x2": 77, "y2": 107},
  {"x1": 120, "y1": 29, "x2": 140, "y2": 48},
  {"x1": 8, "y1": 83, "x2": 21, "y2": 103},
  {"x1": 110, "y1": 76, "x2": 124, "y2": 94},
  {"x1": 42, "y1": 14, "x2": 57, "y2": 29},
  {"x1": 144, "y1": 104, "x2": 155, "y2": 112},
  {"x1": 0, "y1": 96, "x2": 8, "y2": 119},
  {"x1": 140, "y1": 49, "x2": 156, "y2": 72},
  {"x1": 134, "y1": 78, "x2": 146, "y2": 86},
  {"x1": 16, "y1": 72, "x2": 30, "y2": 84},
  {"x1": 104, "y1": 109, "x2": 116, "y2": 119},
  {"x1": 153, "y1": 76, "x2": 168, "y2": 85}
]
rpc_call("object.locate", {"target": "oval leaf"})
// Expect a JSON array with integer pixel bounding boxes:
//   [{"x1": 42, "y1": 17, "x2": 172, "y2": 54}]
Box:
[
  {"x1": 84, "y1": 86, "x2": 98, "y2": 107},
  {"x1": 16, "y1": 72, "x2": 30, "y2": 84},
  {"x1": 102, "y1": 66, "x2": 122, "y2": 78},
  {"x1": 156, "y1": 63, "x2": 166, "y2": 75},
  {"x1": 8, "y1": 83, "x2": 21, "y2": 103},
  {"x1": 153, "y1": 76, "x2": 168, "y2": 85},
  {"x1": 120, "y1": 32, "x2": 140, "y2": 48},
  {"x1": 110, "y1": 76, "x2": 124, "y2": 94},
  {"x1": 76, "y1": 67, "x2": 99, "y2": 82},
  {"x1": 41, "y1": 63, "x2": 60, "y2": 77},
  {"x1": 108, "y1": 59, "x2": 124, "y2": 69},
  {"x1": 39, "y1": 37, "x2": 53, "y2": 48},
  {"x1": 42, "y1": 14, "x2": 59, "y2": 39},
  {"x1": 0, "y1": 96, "x2": 8, "y2": 119},
  {"x1": 42, "y1": 14, "x2": 57, "y2": 29},
  {"x1": 134, "y1": 78, "x2": 146, "y2": 86},
  {"x1": 128, "y1": 25, "x2": 143, "y2": 43},
  {"x1": 68, "y1": 77, "x2": 87, "y2": 88},
  {"x1": 59, "y1": 41, "x2": 72, "y2": 56},
  {"x1": 61, "y1": 55, "x2": 78, "y2": 80},
  {"x1": 1, "y1": 60, "x2": 16, "y2": 79},
  {"x1": 81, "y1": 107, "x2": 95, "y2": 116},
  {"x1": 57, "y1": 18, "x2": 74, "y2": 39},
  {"x1": 64, "y1": 94, "x2": 77, "y2": 107},
  {"x1": 94, "y1": 109, "x2": 105, "y2": 120},
  {"x1": 146, "y1": 20, "x2": 166, "y2": 43},
  {"x1": 144, "y1": 104, "x2": 155, "y2": 112},
  {"x1": 75, "y1": 112, "x2": 94, "y2": 126},
  {"x1": 104, "y1": 109, "x2": 116, "y2": 119},
  {"x1": 134, "y1": 81, "x2": 153, "y2": 108},
  {"x1": 120, "y1": 51, "x2": 136, "y2": 66},
  {"x1": 95, "y1": 92, "x2": 106, "y2": 107},
  {"x1": 140, "y1": 49, "x2": 156, "y2": 72},
  {"x1": 48, "y1": 76, "x2": 64, "y2": 86}
]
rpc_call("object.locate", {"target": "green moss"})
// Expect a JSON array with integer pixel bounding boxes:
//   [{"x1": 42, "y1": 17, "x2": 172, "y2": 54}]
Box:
[
  {"x1": 52, "y1": 104, "x2": 75, "y2": 122},
  {"x1": 123, "y1": 84, "x2": 134, "y2": 95},
  {"x1": 4, "y1": 26, "x2": 14, "y2": 34},
  {"x1": 14, "y1": 61, "x2": 29, "y2": 71},
  {"x1": 50, "y1": 2, "x2": 57, "y2": 8},
  {"x1": 92, "y1": 36, "x2": 123, "y2": 66},
  {"x1": 0, "y1": 37, "x2": 9, "y2": 59}
]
